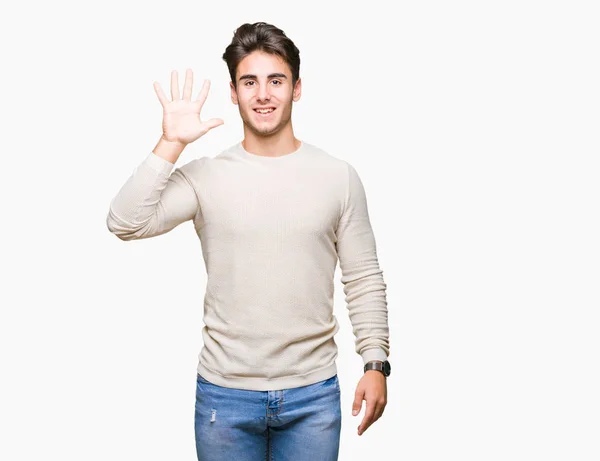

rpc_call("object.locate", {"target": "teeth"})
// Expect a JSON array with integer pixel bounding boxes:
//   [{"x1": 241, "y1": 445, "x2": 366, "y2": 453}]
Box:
[{"x1": 255, "y1": 108, "x2": 274, "y2": 113}]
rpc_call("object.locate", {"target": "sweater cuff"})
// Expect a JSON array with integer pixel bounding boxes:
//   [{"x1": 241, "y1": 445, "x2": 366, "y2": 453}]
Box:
[
  {"x1": 144, "y1": 151, "x2": 175, "y2": 175},
  {"x1": 361, "y1": 347, "x2": 389, "y2": 365}
]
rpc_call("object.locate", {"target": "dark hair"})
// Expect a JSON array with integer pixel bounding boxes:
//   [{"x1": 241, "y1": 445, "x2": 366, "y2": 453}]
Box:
[{"x1": 222, "y1": 22, "x2": 300, "y2": 90}]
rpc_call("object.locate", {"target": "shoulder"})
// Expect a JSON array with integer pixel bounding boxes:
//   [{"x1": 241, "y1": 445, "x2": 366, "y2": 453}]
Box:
[
  {"x1": 305, "y1": 142, "x2": 365, "y2": 184},
  {"x1": 171, "y1": 153, "x2": 215, "y2": 193},
  {"x1": 175, "y1": 155, "x2": 210, "y2": 177},
  {"x1": 300, "y1": 141, "x2": 354, "y2": 174},
  {"x1": 176, "y1": 142, "x2": 238, "y2": 174}
]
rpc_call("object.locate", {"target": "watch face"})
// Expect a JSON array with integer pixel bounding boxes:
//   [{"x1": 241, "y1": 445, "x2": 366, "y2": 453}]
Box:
[{"x1": 383, "y1": 361, "x2": 391, "y2": 376}]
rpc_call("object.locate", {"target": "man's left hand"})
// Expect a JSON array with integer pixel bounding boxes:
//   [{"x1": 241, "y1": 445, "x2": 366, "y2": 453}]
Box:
[{"x1": 352, "y1": 369, "x2": 387, "y2": 436}]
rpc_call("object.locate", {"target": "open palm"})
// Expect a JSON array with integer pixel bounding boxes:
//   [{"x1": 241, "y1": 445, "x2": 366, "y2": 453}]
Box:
[{"x1": 153, "y1": 69, "x2": 224, "y2": 145}]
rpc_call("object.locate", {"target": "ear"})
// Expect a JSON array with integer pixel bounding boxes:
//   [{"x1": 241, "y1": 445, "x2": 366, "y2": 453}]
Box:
[
  {"x1": 293, "y1": 77, "x2": 302, "y2": 102},
  {"x1": 230, "y1": 81, "x2": 238, "y2": 105}
]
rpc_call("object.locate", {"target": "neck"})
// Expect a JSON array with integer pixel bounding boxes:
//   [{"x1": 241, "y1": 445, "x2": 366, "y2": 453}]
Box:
[{"x1": 241, "y1": 125, "x2": 300, "y2": 158}]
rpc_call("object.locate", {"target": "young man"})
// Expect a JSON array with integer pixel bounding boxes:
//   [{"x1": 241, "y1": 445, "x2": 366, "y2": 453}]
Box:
[{"x1": 107, "y1": 21, "x2": 390, "y2": 461}]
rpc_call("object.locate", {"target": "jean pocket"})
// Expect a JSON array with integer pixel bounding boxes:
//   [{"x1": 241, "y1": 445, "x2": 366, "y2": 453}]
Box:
[
  {"x1": 320, "y1": 374, "x2": 340, "y2": 392},
  {"x1": 333, "y1": 374, "x2": 340, "y2": 392}
]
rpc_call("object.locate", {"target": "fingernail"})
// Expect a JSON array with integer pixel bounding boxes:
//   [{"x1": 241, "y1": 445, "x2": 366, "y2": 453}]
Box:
[{"x1": 352, "y1": 410, "x2": 358, "y2": 415}]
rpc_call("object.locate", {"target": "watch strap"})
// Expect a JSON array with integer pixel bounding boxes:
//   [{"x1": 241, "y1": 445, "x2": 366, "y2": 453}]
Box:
[
  {"x1": 364, "y1": 361, "x2": 384, "y2": 373},
  {"x1": 364, "y1": 360, "x2": 390, "y2": 377}
]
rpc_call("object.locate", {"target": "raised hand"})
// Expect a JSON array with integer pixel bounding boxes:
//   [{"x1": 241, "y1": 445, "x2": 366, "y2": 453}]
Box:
[{"x1": 153, "y1": 69, "x2": 224, "y2": 146}]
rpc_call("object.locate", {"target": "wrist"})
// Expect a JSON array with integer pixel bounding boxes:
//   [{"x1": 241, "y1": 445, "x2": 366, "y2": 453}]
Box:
[
  {"x1": 364, "y1": 360, "x2": 391, "y2": 377},
  {"x1": 153, "y1": 136, "x2": 186, "y2": 164}
]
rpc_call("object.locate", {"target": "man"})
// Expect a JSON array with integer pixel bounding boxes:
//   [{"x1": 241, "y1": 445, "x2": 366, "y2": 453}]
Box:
[{"x1": 106, "y1": 21, "x2": 391, "y2": 461}]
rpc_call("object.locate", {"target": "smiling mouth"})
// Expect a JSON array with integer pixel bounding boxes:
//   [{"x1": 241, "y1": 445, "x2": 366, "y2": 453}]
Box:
[{"x1": 254, "y1": 108, "x2": 276, "y2": 116}]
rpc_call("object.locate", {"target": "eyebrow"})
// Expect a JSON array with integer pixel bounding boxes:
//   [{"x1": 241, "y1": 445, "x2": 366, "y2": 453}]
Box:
[{"x1": 238, "y1": 73, "x2": 288, "y2": 82}]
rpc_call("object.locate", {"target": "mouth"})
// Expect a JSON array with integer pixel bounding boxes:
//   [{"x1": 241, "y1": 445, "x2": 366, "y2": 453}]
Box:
[{"x1": 253, "y1": 107, "x2": 276, "y2": 117}]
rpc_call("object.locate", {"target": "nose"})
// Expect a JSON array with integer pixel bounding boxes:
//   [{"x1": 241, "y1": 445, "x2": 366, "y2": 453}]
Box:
[{"x1": 256, "y1": 82, "x2": 271, "y2": 102}]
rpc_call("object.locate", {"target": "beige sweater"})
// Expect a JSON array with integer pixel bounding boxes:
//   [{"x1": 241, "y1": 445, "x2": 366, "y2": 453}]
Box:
[{"x1": 106, "y1": 140, "x2": 390, "y2": 391}]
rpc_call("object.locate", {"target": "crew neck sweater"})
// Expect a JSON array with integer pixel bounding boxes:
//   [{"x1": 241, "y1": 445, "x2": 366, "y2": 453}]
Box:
[{"x1": 106, "y1": 140, "x2": 390, "y2": 391}]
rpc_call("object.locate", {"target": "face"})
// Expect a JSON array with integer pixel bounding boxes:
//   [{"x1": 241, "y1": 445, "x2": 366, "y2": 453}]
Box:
[{"x1": 230, "y1": 51, "x2": 301, "y2": 137}]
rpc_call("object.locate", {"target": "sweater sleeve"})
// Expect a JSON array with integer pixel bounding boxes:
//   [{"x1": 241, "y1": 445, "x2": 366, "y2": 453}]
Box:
[
  {"x1": 106, "y1": 151, "x2": 201, "y2": 241},
  {"x1": 335, "y1": 161, "x2": 390, "y2": 365}
]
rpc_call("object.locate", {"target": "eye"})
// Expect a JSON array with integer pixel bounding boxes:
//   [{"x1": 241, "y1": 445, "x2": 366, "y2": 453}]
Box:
[{"x1": 244, "y1": 80, "x2": 282, "y2": 86}]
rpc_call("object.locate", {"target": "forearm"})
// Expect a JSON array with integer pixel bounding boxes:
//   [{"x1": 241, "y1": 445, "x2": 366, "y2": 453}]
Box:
[
  {"x1": 106, "y1": 140, "x2": 199, "y2": 240},
  {"x1": 342, "y1": 264, "x2": 390, "y2": 364}
]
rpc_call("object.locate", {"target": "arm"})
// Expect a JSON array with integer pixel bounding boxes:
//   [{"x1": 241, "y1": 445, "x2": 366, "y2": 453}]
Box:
[
  {"x1": 106, "y1": 140, "x2": 204, "y2": 241},
  {"x1": 106, "y1": 69, "x2": 223, "y2": 240},
  {"x1": 335, "y1": 161, "x2": 390, "y2": 365}
]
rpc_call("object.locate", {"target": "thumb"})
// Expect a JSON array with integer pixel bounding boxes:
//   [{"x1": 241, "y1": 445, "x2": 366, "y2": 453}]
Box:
[
  {"x1": 352, "y1": 391, "x2": 363, "y2": 416},
  {"x1": 204, "y1": 118, "x2": 225, "y2": 130}
]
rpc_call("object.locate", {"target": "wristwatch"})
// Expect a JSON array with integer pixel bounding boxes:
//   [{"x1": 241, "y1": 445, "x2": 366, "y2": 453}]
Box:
[{"x1": 364, "y1": 360, "x2": 391, "y2": 377}]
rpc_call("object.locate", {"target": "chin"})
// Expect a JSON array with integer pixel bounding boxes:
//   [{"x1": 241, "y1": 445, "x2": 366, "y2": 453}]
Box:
[{"x1": 245, "y1": 117, "x2": 278, "y2": 133}]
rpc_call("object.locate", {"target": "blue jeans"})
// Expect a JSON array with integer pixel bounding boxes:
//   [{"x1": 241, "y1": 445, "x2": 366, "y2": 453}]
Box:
[{"x1": 194, "y1": 372, "x2": 342, "y2": 460}]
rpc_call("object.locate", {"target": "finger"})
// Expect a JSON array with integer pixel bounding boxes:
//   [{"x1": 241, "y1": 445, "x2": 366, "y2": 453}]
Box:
[
  {"x1": 182, "y1": 68, "x2": 193, "y2": 100},
  {"x1": 358, "y1": 409, "x2": 379, "y2": 435},
  {"x1": 352, "y1": 388, "x2": 364, "y2": 416},
  {"x1": 372, "y1": 404, "x2": 384, "y2": 423},
  {"x1": 195, "y1": 79, "x2": 210, "y2": 106},
  {"x1": 359, "y1": 406, "x2": 382, "y2": 436},
  {"x1": 358, "y1": 401, "x2": 377, "y2": 435},
  {"x1": 376, "y1": 403, "x2": 386, "y2": 419},
  {"x1": 203, "y1": 118, "x2": 225, "y2": 130},
  {"x1": 171, "y1": 70, "x2": 180, "y2": 100},
  {"x1": 153, "y1": 82, "x2": 169, "y2": 108}
]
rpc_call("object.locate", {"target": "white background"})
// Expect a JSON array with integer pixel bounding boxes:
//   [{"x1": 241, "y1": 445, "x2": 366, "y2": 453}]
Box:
[{"x1": 1, "y1": 0, "x2": 598, "y2": 460}]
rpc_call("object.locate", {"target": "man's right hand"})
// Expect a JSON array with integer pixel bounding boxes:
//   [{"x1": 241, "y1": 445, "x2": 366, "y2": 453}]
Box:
[{"x1": 153, "y1": 69, "x2": 224, "y2": 146}]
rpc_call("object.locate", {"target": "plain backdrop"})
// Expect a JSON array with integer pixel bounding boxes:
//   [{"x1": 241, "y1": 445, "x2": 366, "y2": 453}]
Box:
[{"x1": 1, "y1": 0, "x2": 598, "y2": 460}]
